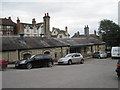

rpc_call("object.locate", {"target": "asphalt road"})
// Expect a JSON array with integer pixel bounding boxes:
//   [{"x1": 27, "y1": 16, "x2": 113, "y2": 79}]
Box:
[{"x1": 1, "y1": 58, "x2": 120, "y2": 88}]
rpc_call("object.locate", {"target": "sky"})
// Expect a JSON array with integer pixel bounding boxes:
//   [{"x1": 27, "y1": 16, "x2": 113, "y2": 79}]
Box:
[{"x1": 1, "y1": 0, "x2": 119, "y2": 37}]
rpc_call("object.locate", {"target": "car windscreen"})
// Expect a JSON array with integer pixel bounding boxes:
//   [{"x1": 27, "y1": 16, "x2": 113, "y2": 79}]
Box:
[
  {"x1": 29, "y1": 55, "x2": 35, "y2": 59},
  {"x1": 65, "y1": 54, "x2": 72, "y2": 57}
]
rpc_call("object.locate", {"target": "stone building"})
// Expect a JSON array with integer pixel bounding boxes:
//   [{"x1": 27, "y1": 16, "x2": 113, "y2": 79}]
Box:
[
  {"x1": 1, "y1": 36, "x2": 69, "y2": 62},
  {"x1": 51, "y1": 26, "x2": 70, "y2": 38},
  {"x1": 0, "y1": 17, "x2": 16, "y2": 36},
  {"x1": 55, "y1": 38, "x2": 105, "y2": 57},
  {"x1": 1, "y1": 35, "x2": 105, "y2": 63}
]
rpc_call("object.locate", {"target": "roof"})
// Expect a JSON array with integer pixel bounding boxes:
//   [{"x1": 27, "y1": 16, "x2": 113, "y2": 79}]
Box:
[
  {"x1": 1, "y1": 36, "x2": 105, "y2": 51},
  {"x1": 55, "y1": 38, "x2": 105, "y2": 47},
  {"x1": 1, "y1": 36, "x2": 69, "y2": 51},
  {"x1": 0, "y1": 18, "x2": 15, "y2": 26}
]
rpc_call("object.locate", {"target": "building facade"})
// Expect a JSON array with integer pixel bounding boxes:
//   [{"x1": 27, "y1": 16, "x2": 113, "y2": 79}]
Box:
[
  {"x1": 1, "y1": 36, "x2": 105, "y2": 63},
  {"x1": 16, "y1": 18, "x2": 44, "y2": 36},
  {"x1": 0, "y1": 17, "x2": 16, "y2": 36},
  {"x1": 51, "y1": 26, "x2": 70, "y2": 38}
]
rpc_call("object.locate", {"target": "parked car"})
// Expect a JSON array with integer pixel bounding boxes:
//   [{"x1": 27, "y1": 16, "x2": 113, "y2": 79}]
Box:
[
  {"x1": 116, "y1": 59, "x2": 120, "y2": 77},
  {"x1": 15, "y1": 54, "x2": 54, "y2": 69},
  {"x1": 111, "y1": 47, "x2": 120, "y2": 59},
  {"x1": 58, "y1": 53, "x2": 84, "y2": 65},
  {"x1": 105, "y1": 51, "x2": 111, "y2": 57},
  {"x1": 0, "y1": 58, "x2": 8, "y2": 71},
  {"x1": 92, "y1": 51, "x2": 107, "y2": 59}
]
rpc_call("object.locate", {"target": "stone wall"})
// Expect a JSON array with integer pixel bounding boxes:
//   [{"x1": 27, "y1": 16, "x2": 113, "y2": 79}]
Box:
[{"x1": 1, "y1": 47, "x2": 69, "y2": 63}]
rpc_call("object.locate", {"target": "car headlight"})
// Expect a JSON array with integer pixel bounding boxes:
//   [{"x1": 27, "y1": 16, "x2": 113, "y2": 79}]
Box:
[{"x1": 20, "y1": 60, "x2": 26, "y2": 64}]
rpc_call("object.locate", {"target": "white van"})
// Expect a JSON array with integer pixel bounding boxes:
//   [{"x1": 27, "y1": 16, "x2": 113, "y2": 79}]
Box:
[{"x1": 111, "y1": 47, "x2": 120, "y2": 58}]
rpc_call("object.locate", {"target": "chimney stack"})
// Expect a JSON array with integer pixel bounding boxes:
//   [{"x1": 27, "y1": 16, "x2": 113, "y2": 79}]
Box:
[
  {"x1": 17, "y1": 17, "x2": 20, "y2": 23},
  {"x1": 84, "y1": 25, "x2": 89, "y2": 39},
  {"x1": 32, "y1": 18, "x2": 36, "y2": 24},
  {"x1": 45, "y1": 13, "x2": 46, "y2": 16},
  {"x1": 65, "y1": 26, "x2": 68, "y2": 32},
  {"x1": 94, "y1": 30, "x2": 97, "y2": 38},
  {"x1": 47, "y1": 13, "x2": 49, "y2": 16}
]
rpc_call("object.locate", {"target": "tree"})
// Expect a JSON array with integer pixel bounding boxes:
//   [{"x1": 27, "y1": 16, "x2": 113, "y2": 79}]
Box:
[{"x1": 98, "y1": 19, "x2": 120, "y2": 47}]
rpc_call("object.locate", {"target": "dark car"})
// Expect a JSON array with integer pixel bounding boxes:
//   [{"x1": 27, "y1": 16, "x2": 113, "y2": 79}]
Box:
[
  {"x1": 0, "y1": 58, "x2": 8, "y2": 71},
  {"x1": 92, "y1": 51, "x2": 107, "y2": 59},
  {"x1": 15, "y1": 54, "x2": 54, "y2": 69},
  {"x1": 116, "y1": 60, "x2": 120, "y2": 77},
  {"x1": 105, "y1": 51, "x2": 111, "y2": 57}
]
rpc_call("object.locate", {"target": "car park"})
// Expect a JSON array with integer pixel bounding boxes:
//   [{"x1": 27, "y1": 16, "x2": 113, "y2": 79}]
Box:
[
  {"x1": 0, "y1": 58, "x2": 8, "y2": 71},
  {"x1": 58, "y1": 53, "x2": 84, "y2": 65},
  {"x1": 15, "y1": 54, "x2": 54, "y2": 69},
  {"x1": 92, "y1": 51, "x2": 107, "y2": 59},
  {"x1": 116, "y1": 59, "x2": 120, "y2": 77}
]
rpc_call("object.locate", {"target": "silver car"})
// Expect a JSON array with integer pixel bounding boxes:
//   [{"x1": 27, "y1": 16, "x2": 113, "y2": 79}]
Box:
[{"x1": 58, "y1": 53, "x2": 84, "y2": 65}]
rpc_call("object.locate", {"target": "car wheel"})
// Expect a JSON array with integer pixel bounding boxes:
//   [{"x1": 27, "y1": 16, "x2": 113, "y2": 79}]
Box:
[
  {"x1": 68, "y1": 60, "x2": 72, "y2": 65},
  {"x1": 80, "y1": 59, "x2": 84, "y2": 64},
  {"x1": 47, "y1": 62, "x2": 53, "y2": 67},
  {"x1": 26, "y1": 63, "x2": 32, "y2": 69}
]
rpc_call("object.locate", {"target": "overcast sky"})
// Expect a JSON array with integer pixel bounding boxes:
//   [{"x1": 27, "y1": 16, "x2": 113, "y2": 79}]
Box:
[{"x1": 1, "y1": 0, "x2": 119, "y2": 37}]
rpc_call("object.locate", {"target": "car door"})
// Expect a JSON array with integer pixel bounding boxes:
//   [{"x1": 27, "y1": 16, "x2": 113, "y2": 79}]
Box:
[
  {"x1": 75, "y1": 54, "x2": 81, "y2": 63},
  {"x1": 33, "y1": 55, "x2": 42, "y2": 67},
  {"x1": 71, "y1": 54, "x2": 76, "y2": 63},
  {"x1": 72, "y1": 54, "x2": 79, "y2": 63}
]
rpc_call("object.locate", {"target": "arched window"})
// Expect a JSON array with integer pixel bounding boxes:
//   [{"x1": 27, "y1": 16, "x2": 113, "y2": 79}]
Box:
[
  {"x1": 44, "y1": 51, "x2": 50, "y2": 55},
  {"x1": 23, "y1": 53, "x2": 31, "y2": 59}
]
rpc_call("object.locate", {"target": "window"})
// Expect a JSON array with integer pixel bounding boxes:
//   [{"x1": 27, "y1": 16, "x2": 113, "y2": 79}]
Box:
[
  {"x1": 7, "y1": 26, "x2": 10, "y2": 29},
  {"x1": 34, "y1": 28, "x2": 36, "y2": 33},
  {"x1": 44, "y1": 51, "x2": 50, "y2": 55},
  {"x1": 23, "y1": 53, "x2": 31, "y2": 59},
  {"x1": 74, "y1": 54, "x2": 80, "y2": 57},
  {"x1": 34, "y1": 55, "x2": 43, "y2": 60},
  {"x1": 59, "y1": 35, "x2": 62, "y2": 38}
]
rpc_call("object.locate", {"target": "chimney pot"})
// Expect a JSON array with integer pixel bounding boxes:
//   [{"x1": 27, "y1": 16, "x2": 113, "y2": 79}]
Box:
[
  {"x1": 32, "y1": 18, "x2": 36, "y2": 24},
  {"x1": 17, "y1": 17, "x2": 20, "y2": 23},
  {"x1": 8, "y1": 17, "x2": 11, "y2": 19},
  {"x1": 45, "y1": 13, "x2": 46, "y2": 16}
]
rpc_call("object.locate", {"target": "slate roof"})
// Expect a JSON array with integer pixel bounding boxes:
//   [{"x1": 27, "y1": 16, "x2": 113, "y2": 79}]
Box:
[
  {"x1": 1, "y1": 36, "x2": 69, "y2": 51},
  {"x1": 0, "y1": 18, "x2": 16, "y2": 26},
  {"x1": 55, "y1": 38, "x2": 105, "y2": 47},
  {"x1": 1, "y1": 36, "x2": 105, "y2": 51}
]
